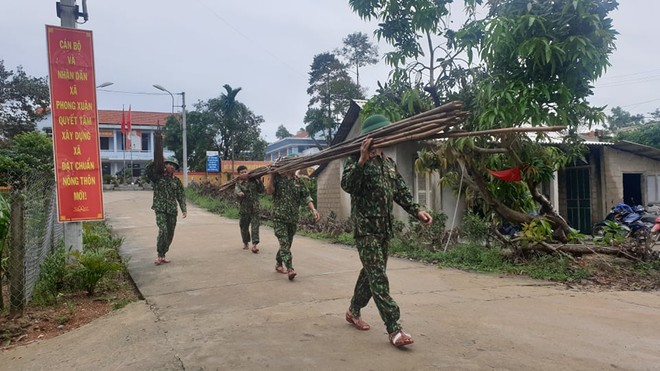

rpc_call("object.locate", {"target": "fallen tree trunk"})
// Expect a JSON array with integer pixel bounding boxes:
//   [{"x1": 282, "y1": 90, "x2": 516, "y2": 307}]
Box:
[{"x1": 493, "y1": 230, "x2": 657, "y2": 260}]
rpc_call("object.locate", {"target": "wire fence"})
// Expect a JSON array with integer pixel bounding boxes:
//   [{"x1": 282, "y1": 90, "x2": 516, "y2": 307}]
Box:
[
  {"x1": 23, "y1": 180, "x2": 62, "y2": 302},
  {"x1": 2, "y1": 173, "x2": 62, "y2": 313}
]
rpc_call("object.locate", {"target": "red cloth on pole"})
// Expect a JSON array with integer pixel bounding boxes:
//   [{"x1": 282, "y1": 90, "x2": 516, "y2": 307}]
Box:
[
  {"x1": 486, "y1": 166, "x2": 521, "y2": 182},
  {"x1": 120, "y1": 107, "x2": 126, "y2": 135},
  {"x1": 127, "y1": 105, "x2": 132, "y2": 133}
]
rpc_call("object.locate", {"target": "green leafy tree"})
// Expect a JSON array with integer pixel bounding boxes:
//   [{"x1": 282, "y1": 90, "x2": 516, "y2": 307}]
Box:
[
  {"x1": 0, "y1": 131, "x2": 53, "y2": 188},
  {"x1": 349, "y1": 0, "x2": 477, "y2": 108},
  {"x1": 163, "y1": 110, "x2": 217, "y2": 172},
  {"x1": 335, "y1": 32, "x2": 379, "y2": 87},
  {"x1": 275, "y1": 124, "x2": 293, "y2": 139},
  {"x1": 305, "y1": 52, "x2": 364, "y2": 143},
  {"x1": 616, "y1": 123, "x2": 660, "y2": 149},
  {"x1": 359, "y1": 69, "x2": 435, "y2": 123},
  {"x1": 606, "y1": 106, "x2": 645, "y2": 132},
  {"x1": 649, "y1": 109, "x2": 660, "y2": 121},
  {"x1": 248, "y1": 137, "x2": 268, "y2": 161},
  {"x1": 162, "y1": 85, "x2": 267, "y2": 170},
  {"x1": 0, "y1": 60, "x2": 50, "y2": 144},
  {"x1": 355, "y1": 0, "x2": 619, "y2": 240},
  {"x1": 213, "y1": 84, "x2": 243, "y2": 165}
]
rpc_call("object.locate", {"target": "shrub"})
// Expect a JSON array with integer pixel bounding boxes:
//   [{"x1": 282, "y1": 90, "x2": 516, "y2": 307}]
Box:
[
  {"x1": 68, "y1": 248, "x2": 123, "y2": 295},
  {"x1": 83, "y1": 222, "x2": 123, "y2": 250},
  {"x1": 462, "y1": 211, "x2": 491, "y2": 244},
  {"x1": 32, "y1": 222, "x2": 126, "y2": 302},
  {"x1": 404, "y1": 210, "x2": 449, "y2": 251},
  {"x1": 31, "y1": 242, "x2": 68, "y2": 305}
]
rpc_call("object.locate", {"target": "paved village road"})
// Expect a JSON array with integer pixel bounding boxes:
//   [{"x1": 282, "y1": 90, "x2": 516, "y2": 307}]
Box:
[{"x1": 2, "y1": 190, "x2": 660, "y2": 370}]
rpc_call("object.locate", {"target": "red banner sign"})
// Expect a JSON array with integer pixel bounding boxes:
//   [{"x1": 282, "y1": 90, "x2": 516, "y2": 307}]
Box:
[{"x1": 46, "y1": 25, "x2": 104, "y2": 222}]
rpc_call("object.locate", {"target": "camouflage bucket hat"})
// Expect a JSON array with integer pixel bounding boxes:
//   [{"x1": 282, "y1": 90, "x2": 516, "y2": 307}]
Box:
[
  {"x1": 165, "y1": 157, "x2": 180, "y2": 169},
  {"x1": 360, "y1": 114, "x2": 391, "y2": 135}
]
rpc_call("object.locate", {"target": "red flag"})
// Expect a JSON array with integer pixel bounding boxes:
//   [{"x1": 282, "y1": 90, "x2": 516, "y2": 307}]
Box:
[
  {"x1": 486, "y1": 166, "x2": 521, "y2": 182},
  {"x1": 127, "y1": 105, "x2": 132, "y2": 134},
  {"x1": 120, "y1": 107, "x2": 126, "y2": 135}
]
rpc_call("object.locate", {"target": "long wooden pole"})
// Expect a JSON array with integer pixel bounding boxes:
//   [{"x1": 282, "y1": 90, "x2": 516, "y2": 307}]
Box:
[{"x1": 216, "y1": 103, "x2": 564, "y2": 192}]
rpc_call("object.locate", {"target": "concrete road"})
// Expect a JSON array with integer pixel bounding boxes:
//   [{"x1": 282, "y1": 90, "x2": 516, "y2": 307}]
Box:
[{"x1": 2, "y1": 190, "x2": 660, "y2": 370}]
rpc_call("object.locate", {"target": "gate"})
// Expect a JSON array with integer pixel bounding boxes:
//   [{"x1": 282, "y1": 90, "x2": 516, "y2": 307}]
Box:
[{"x1": 565, "y1": 167, "x2": 591, "y2": 234}]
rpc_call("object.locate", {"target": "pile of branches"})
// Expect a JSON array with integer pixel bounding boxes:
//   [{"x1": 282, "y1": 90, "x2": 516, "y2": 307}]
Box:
[{"x1": 217, "y1": 101, "x2": 564, "y2": 193}]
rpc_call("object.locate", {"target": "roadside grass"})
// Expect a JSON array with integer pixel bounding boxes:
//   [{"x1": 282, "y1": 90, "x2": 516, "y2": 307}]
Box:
[
  {"x1": 1, "y1": 221, "x2": 139, "y2": 348},
  {"x1": 186, "y1": 186, "x2": 658, "y2": 288},
  {"x1": 389, "y1": 238, "x2": 591, "y2": 283},
  {"x1": 185, "y1": 187, "x2": 354, "y2": 244}
]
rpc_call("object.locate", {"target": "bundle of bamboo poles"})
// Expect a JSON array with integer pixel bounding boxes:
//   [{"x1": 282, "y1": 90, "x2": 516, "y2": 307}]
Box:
[
  {"x1": 216, "y1": 101, "x2": 565, "y2": 193},
  {"x1": 216, "y1": 101, "x2": 468, "y2": 192},
  {"x1": 153, "y1": 125, "x2": 164, "y2": 172}
]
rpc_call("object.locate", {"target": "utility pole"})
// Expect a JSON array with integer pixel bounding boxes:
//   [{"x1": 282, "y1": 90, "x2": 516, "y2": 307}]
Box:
[
  {"x1": 58, "y1": 0, "x2": 83, "y2": 253},
  {"x1": 181, "y1": 92, "x2": 188, "y2": 187},
  {"x1": 152, "y1": 85, "x2": 188, "y2": 187}
]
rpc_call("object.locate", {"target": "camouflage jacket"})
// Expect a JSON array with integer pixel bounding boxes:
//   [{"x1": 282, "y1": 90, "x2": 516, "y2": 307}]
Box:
[
  {"x1": 271, "y1": 174, "x2": 313, "y2": 224},
  {"x1": 341, "y1": 154, "x2": 420, "y2": 238},
  {"x1": 145, "y1": 162, "x2": 187, "y2": 215},
  {"x1": 235, "y1": 178, "x2": 264, "y2": 214}
]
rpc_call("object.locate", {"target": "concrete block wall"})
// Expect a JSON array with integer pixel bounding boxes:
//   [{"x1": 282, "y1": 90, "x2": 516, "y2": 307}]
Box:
[
  {"x1": 602, "y1": 146, "x2": 660, "y2": 211},
  {"x1": 316, "y1": 159, "x2": 349, "y2": 221}
]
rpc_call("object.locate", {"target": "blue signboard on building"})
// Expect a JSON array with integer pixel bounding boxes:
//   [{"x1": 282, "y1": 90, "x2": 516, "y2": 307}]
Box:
[{"x1": 206, "y1": 156, "x2": 220, "y2": 172}]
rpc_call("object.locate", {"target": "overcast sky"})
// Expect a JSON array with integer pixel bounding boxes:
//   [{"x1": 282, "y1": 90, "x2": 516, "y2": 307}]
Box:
[{"x1": 1, "y1": 1, "x2": 659, "y2": 141}]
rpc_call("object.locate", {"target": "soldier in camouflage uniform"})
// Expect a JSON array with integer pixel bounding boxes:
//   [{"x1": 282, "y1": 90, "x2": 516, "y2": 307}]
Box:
[
  {"x1": 235, "y1": 165, "x2": 265, "y2": 253},
  {"x1": 145, "y1": 157, "x2": 187, "y2": 266},
  {"x1": 266, "y1": 170, "x2": 319, "y2": 280},
  {"x1": 341, "y1": 114, "x2": 432, "y2": 348}
]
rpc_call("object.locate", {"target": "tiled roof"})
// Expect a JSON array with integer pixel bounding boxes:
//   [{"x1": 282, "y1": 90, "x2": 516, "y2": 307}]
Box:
[{"x1": 97, "y1": 110, "x2": 174, "y2": 126}]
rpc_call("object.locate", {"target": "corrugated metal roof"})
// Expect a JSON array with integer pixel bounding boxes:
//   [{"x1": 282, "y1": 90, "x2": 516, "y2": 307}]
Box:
[
  {"x1": 611, "y1": 140, "x2": 660, "y2": 161},
  {"x1": 530, "y1": 133, "x2": 660, "y2": 161}
]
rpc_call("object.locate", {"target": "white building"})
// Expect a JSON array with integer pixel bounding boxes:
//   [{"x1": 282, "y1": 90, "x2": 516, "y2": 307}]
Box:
[{"x1": 37, "y1": 110, "x2": 175, "y2": 178}]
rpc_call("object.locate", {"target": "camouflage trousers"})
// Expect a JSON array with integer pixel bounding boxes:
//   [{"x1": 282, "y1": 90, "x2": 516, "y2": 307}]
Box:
[
  {"x1": 156, "y1": 212, "x2": 178, "y2": 257},
  {"x1": 273, "y1": 220, "x2": 297, "y2": 270},
  {"x1": 239, "y1": 210, "x2": 260, "y2": 245},
  {"x1": 350, "y1": 235, "x2": 401, "y2": 334}
]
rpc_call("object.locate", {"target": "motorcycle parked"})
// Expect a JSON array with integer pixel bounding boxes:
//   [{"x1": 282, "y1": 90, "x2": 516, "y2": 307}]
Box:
[{"x1": 592, "y1": 203, "x2": 652, "y2": 241}]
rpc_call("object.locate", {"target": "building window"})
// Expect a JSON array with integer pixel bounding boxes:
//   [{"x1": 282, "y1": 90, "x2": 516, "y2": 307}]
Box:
[
  {"x1": 118, "y1": 133, "x2": 126, "y2": 150},
  {"x1": 100, "y1": 137, "x2": 110, "y2": 150},
  {"x1": 414, "y1": 170, "x2": 431, "y2": 208},
  {"x1": 102, "y1": 162, "x2": 110, "y2": 176},
  {"x1": 141, "y1": 132, "x2": 149, "y2": 151},
  {"x1": 131, "y1": 163, "x2": 142, "y2": 177}
]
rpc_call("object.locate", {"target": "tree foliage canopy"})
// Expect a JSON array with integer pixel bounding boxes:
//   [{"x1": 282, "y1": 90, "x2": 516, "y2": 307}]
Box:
[
  {"x1": 275, "y1": 125, "x2": 293, "y2": 139},
  {"x1": 613, "y1": 107, "x2": 660, "y2": 148},
  {"x1": 349, "y1": 0, "x2": 475, "y2": 107},
  {"x1": 335, "y1": 32, "x2": 379, "y2": 87},
  {"x1": 162, "y1": 85, "x2": 267, "y2": 171},
  {"x1": 305, "y1": 52, "x2": 364, "y2": 143},
  {"x1": 352, "y1": 0, "x2": 620, "y2": 239},
  {"x1": 0, "y1": 60, "x2": 50, "y2": 144},
  {"x1": 606, "y1": 106, "x2": 645, "y2": 132},
  {"x1": 615, "y1": 123, "x2": 660, "y2": 149},
  {"x1": 0, "y1": 131, "x2": 53, "y2": 188}
]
